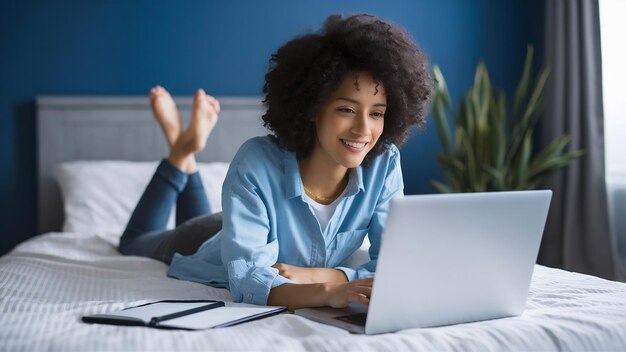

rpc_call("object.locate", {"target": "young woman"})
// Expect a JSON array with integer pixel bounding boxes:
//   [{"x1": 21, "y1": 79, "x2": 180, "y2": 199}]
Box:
[{"x1": 119, "y1": 13, "x2": 431, "y2": 311}]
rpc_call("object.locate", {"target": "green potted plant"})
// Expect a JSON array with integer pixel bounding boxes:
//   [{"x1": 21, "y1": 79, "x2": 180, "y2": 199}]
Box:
[{"x1": 430, "y1": 45, "x2": 584, "y2": 193}]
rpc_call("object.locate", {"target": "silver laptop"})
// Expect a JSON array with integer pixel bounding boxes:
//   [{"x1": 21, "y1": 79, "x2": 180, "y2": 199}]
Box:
[{"x1": 295, "y1": 190, "x2": 552, "y2": 334}]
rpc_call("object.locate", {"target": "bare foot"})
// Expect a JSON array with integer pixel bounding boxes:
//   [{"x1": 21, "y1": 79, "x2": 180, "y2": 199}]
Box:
[
  {"x1": 177, "y1": 89, "x2": 219, "y2": 153},
  {"x1": 150, "y1": 86, "x2": 182, "y2": 148},
  {"x1": 168, "y1": 89, "x2": 220, "y2": 172}
]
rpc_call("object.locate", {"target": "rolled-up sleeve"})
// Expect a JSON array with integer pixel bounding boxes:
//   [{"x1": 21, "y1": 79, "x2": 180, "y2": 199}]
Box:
[
  {"x1": 220, "y1": 155, "x2": 294, "y2": 305},
  {"x1": 226, "y1": 259, "x2": 294, "y2": 305},
  {"x1": 336, "y1": 148, "x2": 404, "y2": 281}
]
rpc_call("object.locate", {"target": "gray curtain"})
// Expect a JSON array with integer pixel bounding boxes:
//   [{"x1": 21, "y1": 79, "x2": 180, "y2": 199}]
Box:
[{"x1": 539, "y1": 0, "x2": 615, "y2": 280}]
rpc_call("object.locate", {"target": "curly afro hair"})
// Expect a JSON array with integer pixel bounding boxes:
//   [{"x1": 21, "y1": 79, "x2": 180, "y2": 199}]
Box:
[{"x1": 262, "y1": 13, "x2": 431, "y2": 164}]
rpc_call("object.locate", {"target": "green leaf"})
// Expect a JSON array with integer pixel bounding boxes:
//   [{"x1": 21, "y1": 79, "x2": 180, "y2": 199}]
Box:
[
  {"x1": 464, "y1": 94, "x2": 475, "y2": 140},
  {"x1": 515, "y1": 131, "x2": 533, "y2": 189},
  {"x1": 506, "y1": 60, "x2": 550, "y2": 166},
  {"x1": 520, "y1": 67, "x2": 548, "y2": 120},
  {"x1": 432, "y1": 99, "x2": 453, "y2": 154},
  {"x1": 432, "y1": 65, "x2": 452, "y2": 109},
  {"x1": 438, "y1": 154, "x2": 465, "y2": 173},
  {"x1": 512, "y1": 45, "x2": 533, "y2": 123},
  {"x1": 473, "y1": 65, "x2": 491, "y2": 176},
  {"x1": 495, "y1": 93, "x2": 506, "y2": 169},
  {"x1": 458, "y1": 128, "x2": 479, "y2": 191},
  {"x1": 431, "y1": 68, "x2": 455, "y2": 155},
  {"x1": 431, "y1": 180, "x2": 453, "y2": 193},
  {"x1": 484, "y1": 165, "x2": 506, "y2": 190},
  {"x1": 528, "y1": 150, "x2": 585, "y2": 182},
  {"x1": 528, "y1": 135, "x2": 573, "y2": 177},
  {"x1": 473, "y1": 63, "x2": 491, "y2": 130}
]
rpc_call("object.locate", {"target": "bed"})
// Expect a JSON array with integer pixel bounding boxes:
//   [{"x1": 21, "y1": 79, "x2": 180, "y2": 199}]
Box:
[{"x1": 1, "y1": 96, "x2": 625, "y2": 351}]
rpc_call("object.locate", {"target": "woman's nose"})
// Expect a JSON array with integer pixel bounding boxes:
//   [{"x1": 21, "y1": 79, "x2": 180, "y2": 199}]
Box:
[{"x1": 351, "y1": 112, "x2": 369, "y2": 135}]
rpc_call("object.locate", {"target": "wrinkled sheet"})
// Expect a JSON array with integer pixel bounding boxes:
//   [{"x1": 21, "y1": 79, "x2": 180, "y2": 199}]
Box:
[{"x1": 1, "y1": 232, "x2": 625, "y2": 352}]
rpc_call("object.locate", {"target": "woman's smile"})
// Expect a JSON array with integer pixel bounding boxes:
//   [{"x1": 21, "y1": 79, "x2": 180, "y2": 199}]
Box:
[{"x1": 340, "y1": 138, "x2": 369, "y2": 152}]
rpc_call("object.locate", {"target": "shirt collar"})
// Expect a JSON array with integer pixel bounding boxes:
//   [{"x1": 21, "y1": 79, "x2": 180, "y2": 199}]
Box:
[
  {"x1": 348, "y1": 165, "x2": 365, "y2": 196},
  {"x1": 283, "y1": 151, "x2": 365, "y2": 199}
]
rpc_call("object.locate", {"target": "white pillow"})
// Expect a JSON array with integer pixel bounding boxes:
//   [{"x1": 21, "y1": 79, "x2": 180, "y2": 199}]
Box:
[{"x1": 53, "y1": 160, "x2": 229, "y2": 247}]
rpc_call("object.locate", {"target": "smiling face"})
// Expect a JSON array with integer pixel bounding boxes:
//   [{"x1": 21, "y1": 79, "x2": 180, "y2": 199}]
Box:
[{"x1": 310, "y1": 71, "x2": 386, "y2": 171}]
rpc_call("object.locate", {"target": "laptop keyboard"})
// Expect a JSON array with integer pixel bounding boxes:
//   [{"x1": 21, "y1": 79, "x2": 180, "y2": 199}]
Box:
[{"x1": 333, "y1": 313, "x2": 367, "y2": 326}]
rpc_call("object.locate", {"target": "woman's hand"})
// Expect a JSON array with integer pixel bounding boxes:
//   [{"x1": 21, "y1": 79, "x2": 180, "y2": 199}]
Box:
[
  {"x1": 324, "y1": 277, "x2": 374, "y2": 308},
  {"x1": 272, "y1": 263, "x2": 348, "y2": 284},
  {"x1": 267, "y1": 277, "x2": 374, "y2": 311}
]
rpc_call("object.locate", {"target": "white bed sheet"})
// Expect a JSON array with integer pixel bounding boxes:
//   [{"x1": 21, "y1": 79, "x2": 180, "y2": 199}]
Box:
[{"x1": 1, "y1": 232, "x2": 625, "y2": 352}]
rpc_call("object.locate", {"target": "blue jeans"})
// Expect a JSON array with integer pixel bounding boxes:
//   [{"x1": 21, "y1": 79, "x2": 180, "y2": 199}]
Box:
[{"x1": 118, "y1": 159, "x2": 222, "y2": 264}]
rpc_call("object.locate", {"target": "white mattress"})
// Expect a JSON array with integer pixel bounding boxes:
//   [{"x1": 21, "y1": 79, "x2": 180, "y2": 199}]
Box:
[{"x1": 1, "y1": 232, "x2": 626, "y2": 351}]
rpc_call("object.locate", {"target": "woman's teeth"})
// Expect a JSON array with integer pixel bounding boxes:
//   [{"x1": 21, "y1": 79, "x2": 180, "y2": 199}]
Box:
[{"x1": 341, "y1": 140, "x2": 367, "y2": 149}]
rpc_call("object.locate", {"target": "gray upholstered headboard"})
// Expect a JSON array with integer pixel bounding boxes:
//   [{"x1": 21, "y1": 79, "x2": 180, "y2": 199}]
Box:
[{"x1": 37, "y1": 96, "x2": 266, "y2": 234}]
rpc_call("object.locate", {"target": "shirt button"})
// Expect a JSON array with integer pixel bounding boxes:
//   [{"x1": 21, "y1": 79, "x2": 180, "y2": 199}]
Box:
[{"x1": 246, "y1": 293, "x2": 253, "y2": 301}]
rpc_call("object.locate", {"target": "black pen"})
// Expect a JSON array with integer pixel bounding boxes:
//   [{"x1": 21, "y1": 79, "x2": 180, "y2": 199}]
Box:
[{"x1": 149, "y1": 301, "x2": 225, "y2": 327}]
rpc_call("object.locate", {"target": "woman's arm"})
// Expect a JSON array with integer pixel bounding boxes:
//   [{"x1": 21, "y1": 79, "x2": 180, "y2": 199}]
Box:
[
  {"x1": 267, "y1": 277, "x2": 373, "y2": 311},
  {"x1": 271, "y1": 263, "x2": 348, "y2": 284}
]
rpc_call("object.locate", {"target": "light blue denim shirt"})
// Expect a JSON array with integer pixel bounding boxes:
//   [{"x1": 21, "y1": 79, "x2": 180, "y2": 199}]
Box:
[{"x1": 167, "y1": 136, "x2": 404, "y2": 305}]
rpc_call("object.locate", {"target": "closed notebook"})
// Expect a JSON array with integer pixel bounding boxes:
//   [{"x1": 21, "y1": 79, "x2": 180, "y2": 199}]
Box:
[{"x1": 82, "y1": 300, "x2": 286, "y2": 330}]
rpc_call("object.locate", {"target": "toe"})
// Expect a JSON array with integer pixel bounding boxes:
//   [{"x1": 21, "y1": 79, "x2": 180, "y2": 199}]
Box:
[
  {"x1": 151, "y1": 86, "x2": 168, "y2": 98},
  {"x1": 195, "y1": 89, "x2": 206, "y2": 99},
  {"x1": 209, "y1": 99, "x2": 220, "y2": 113}
]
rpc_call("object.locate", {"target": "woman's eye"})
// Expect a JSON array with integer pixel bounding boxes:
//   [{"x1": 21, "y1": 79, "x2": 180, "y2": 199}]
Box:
[
  {"x1": 371, "y1": 112, "x2": 385, "y2": 118},
  {"x1": 338, "y1": 108, "x2": 355, "y2": 114}
]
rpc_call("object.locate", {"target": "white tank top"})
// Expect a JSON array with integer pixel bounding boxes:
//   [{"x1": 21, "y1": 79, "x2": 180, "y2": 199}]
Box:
[{"x1": 303, "y1": 186, "x2": 348, "y2": 233}]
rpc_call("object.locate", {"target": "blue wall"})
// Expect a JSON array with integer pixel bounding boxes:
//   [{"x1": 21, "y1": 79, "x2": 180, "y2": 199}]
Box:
[{"x1": 0, "y1": 0, "x2": 543, "y2": 255}]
